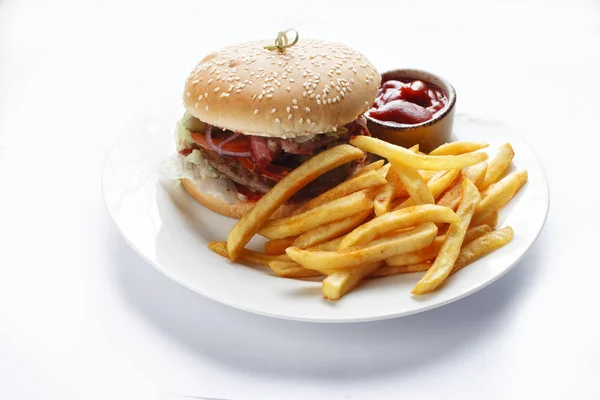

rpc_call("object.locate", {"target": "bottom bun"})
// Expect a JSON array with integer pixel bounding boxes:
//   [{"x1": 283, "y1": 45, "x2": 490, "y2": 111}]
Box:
[{"x1": 180, "y1": 178, "x2": 299, "y2": 219}]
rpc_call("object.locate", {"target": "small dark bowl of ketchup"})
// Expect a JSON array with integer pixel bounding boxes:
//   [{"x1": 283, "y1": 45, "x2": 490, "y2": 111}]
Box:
[{"x1": 365, "y1": 69, "x2": 456, "y2": 153}]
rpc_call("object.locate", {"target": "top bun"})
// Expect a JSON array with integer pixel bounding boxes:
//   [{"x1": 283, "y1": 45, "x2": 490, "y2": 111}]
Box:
[{"x1": 183, "y1": 38, "x2": 380, "y2": 138}]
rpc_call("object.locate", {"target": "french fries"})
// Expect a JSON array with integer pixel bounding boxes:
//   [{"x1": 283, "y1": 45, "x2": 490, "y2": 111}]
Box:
[
  {"x1": 436, "y1": 162, "x2": 488, "y2": 210},
  {"x1": 287, "y1": 222, "x2": 438, "y2": 271},
  {"x1": 212, "y1": 138, "x2": 527, "y2": 300},
  {"x1": 264, "y1": 237, "x2": 297, "y2": 255},
  {"x1": 471, "y1": 170, "x2": 528, "y2": 227},
  {"x1": 354, "y1": 159, "x2": 385, "y2": 176},
  {"x1": 209, "y1": 241, "x2": 290, "y2": 266},
  {"x1": 227, "y1": 145, "x2": 364, "y2": 260},
  {"x1": 412, "y1": 179, "x2": 481, "y2": 294},
  {"x1": 259, "y1": 190, "x2": 373, "y2": 239},
  {"x1": 292, "y1": 170, "x2": 385, "y2": 215},
  {"x1": 429, "y1": 141, "x2": 489, "y2": 156},
  {"x1": 268, "y1": 260, "x2": 324, "y2": 278},
  {"x1": 394, "y1": 169, "x2": 460, "y2": 209},
  {"x1": 479, "y1": 143, "x2": 514, "y2": 190},
  {"x1": 322, "y1": 262, "x2": 382, "y2": 300},
  {"x1": 292, "y1": 210, "x2": 371, "y2": 249},
  {"x1": 339, "y1": 204, "x2": 458, "y2": 249},
  {"x1": 350, "y1": 136, "x2": 488, "y2": 170}
]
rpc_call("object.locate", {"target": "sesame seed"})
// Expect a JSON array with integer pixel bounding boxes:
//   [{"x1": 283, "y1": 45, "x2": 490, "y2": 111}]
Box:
[
  {"x1": 192, "y1": 79, "x2": 199, "y2": 84},
  {"x1": 350, "y1": 78, "x2": 355, "y2": 83},
  {"x1": 292, "y1": 99, "x2": 298, "y2": 105},
  {"x1": 271, "y1": 108, "x2": 277, "y2": 113},
  {"x1": 293, "y1": 105, "x2": 299, "y2": 110},
  {"x1": 220, "y1": 92, "x2": 230, "y2": 97},
  {"x1": 252, "y1": 94, "x2": 257, "y2": 100},
  {"x1": 303, "y1": 91, "x2": 307, "y2": 97},
  {"x1": 254, "y1": 109, "x2": 259, "y2": 115},
  {"x1": 310, "y1": 94, "x2": 316, "y2": 99},
  {"x1": 198, "y1": 95, "x2": 203, "y2": 100},
  {"x1": 327, "y1": 98, "x2": 332, "y2": 104},
  {"x1": 266, "y1": 94, "x2": 273, "y2": 98},
  {"x1": 186, "y1": 92, "x2": 191, "y2": 97},
  {"x1": 207, "y1": 79, "x2": 213, "y2": 84},
  {"x1": 299, "y1": 118, "x2": 304, "y2": 124},
  {"x1": 317, "y1": 100, "x2": 322, "y2": 105},
  {"x1": 306, "y1": 118, "x2": 312, "y2": 124},
  {"x1": 332, "y1": 127, "x2": 337, "y2": 132},
  {"x1": 205, "y1": 105, "x2": 209, "y2": 111},
  {"x1": 305, "y1": 107, "x2": 311, "y2": 112},
  {"x1": 258, "y1": 94, "x2": 263, "y2": 100},
  {"x1": 288, "y1": 114, "x2": 293, "y2": 120},
  {"x1": 286, "y1": 87, "x2": 291, "y2": 91},
  {"x1": 205, "y1": 92, "x2": 208, "y2": 98},
  {"x1": 275, "y1": 118, "x2": 281, "y2": 123},
  {"x1": 286, "y1": 106, "x2": 291, "y2": 112},
  {"x1": 289, "y1": 78, "x2": 295, "y2": 83},
  {"x1": 214, "y1": 87, "x2": 220, "y2": 92}
]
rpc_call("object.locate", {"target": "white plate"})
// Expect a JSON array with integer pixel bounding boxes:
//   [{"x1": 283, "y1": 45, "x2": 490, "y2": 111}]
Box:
[{"x1": 103, "y1": 102, "x2": 549, "y2": 323}]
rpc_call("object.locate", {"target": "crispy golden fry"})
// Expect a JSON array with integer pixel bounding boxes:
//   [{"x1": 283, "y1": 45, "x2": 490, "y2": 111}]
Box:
[
  {"x1": 429, "y1": 141, "x2": 489, "y2": 156},
  {"x1": 227, "y1": 145, "x2": 364, "y2": 260},
  {"x1": 464, "y1": 161, "x2": 488, "y2": 187},
  {"x1": 471, "y1": 170, "x2": 528, "y2": 227},
  {"x1": 393, "y1": 169, "x2": 437, "y2": 198},
  {"x1": 412, "y1": 179, "x2": 481, "y2": 294},
  {"x1": 474, "y1": 211, "x2": 499, "y2": 229},
  {"x1": 260, "y1": 191, "x2": 373, "y2": 239},
  {"x1": 373, "y1": 167, "x2": 399, "y2": 216},
  {"x1": 292, "y1": 210, "x2": 371, "y2": 249},
  {"x1": 264, "y1": 237, "x2": 297, "y2": 255},
  {"x1": 209, "y1": 241, "x2": 290, "y2": 266},
  {"x1": 370, "y1": 262, "x2": 432, "y2": 278},
  {"x1": 479, "y1": 143, "x2": 515, "y2": 191},
  {"x1": 376, "y1": 163, "x2": 391, "y2": 178},
  {"x1": 464, "y1": 224, "x2": 492, "y2": 244},
  {"x1": 287, "y1": 222, "x2": 438, "y2": 271},
  {"x1": 322, "y1": 262, "x2": 382, "y2": 300},
  {"x1": 394, "y1": 169, "x2": 460, "y2": 210},
  {"x1": 268, "y1": 260, "x2": 324, "y2": 278},
  {"x1": 452, "y1": 226, "x2": 514, "y2": 274},
  {"x1": 386, "y1": 236, "x2": 444, "y2": 266},
  {"x1": 385, "y1": 224, "x2": 491, "y2": 267},
  {"x1": 292, "y1": 170, "x2": 385, "y2": 215},
  {"x1": 339, "y1": 204, "x2": 458, "y2": 249},
  {"x1": 309, "y1": 236, "x2": 345, "y2": 251},
  {"x1": 437, "y1": 163, "x2": 487, "y2": 211},
  {"x1": 393, "y1": 163, "x2": 435, "y2": 205},
  {"x1": 354, "y1": 159, "x2": 385, "y2": 177},
  {"x1": 350, "y1": 136, "x2": 488, "y2": 171}
]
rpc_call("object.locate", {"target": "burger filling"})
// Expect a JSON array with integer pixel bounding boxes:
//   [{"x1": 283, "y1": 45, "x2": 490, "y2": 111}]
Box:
[{"x1": 171, "y1": 112, "x2": 371, "y2": 202}]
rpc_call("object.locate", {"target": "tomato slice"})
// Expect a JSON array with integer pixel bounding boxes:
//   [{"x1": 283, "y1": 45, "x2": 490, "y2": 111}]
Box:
[
  {"x1": 235, "y1": 184, "x2": 263, "y2": 202},
  {"x1": 238, "y1": 157, "x2": 255, "y2": 171},
  {"x1": 178, "y1": 148, "x2": 193, "y2": 155},
  {"x1": 190, "y1": 131, "x2": 250, "y2": 153},
  {"x1": 262, "y1": 164, "x2": 292, "y2": 182}
]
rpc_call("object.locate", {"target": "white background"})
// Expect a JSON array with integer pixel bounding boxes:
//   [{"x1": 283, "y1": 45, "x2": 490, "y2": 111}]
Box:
[{"x1": 1, "y1": 0, "x2": 599, "y2": 399}]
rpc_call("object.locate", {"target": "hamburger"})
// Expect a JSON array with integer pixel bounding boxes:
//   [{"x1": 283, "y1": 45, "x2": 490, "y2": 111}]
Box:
[{"x1": 170, "y1": 33, "x2": 381, "y2": 218}]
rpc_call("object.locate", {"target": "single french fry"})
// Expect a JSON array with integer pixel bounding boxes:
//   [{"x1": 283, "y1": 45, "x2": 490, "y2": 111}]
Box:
[
  {"x1": 339, "y1": 204, "x2": 458, "y2": 249},
  {"x1": 292, "y1": 210, "x2": 371, "y2": 249},
  {"x1": 293, "y1": 170, "x2": 385, "y2": 215},
  {"x1": 451, "y1": 226, "x2": 514, "y2": 274},
  {"x1": 393, "y1": 163, "x2": 435, "y2": 206},
  {"x1": 227, "y1": 145, "x2": 364, "y2": 260},
  {"x1": 268, "y1": 260, "x2": 324, "y2": 278},
  {"x1": 464, "y1": 224, "x2": 493, "y2": 244},
  {"x1": 264, "y1": 237, "x2": 297, "y2": 255},
  {"x1": 471, "y1": 170, "x2": 528, "y2": 227},
  {"x1": 474, "y1": 212, "x2": 499, "y2": 229},
  {"x1": 209, "y1": 241, "x2": 290, "y2": 266},
  {"x1": 479, "y1": 143, "x2": 515, "y2": 190},
  {"x1": 429, "y1": 141, "x2": 489, "y2": 156},
  {"x1": 437, "y1": 163, "x2": 487, "y2": 211},
  {"x1": 370, "y1": 262, "x2": 432, "y2": 278},
  {"x1": 385, "y1": 236, "x2": 444, "y2": 266},
  {"x1": 412, "y1": 179, "x2": 481, "y2": 294},
  {"x1": 354, "y1": 159, "x2": 385, "y2": 177},
  {"x1": 351, "y1": 136, "x2": 488, "y2": 171},
  {"x1": 373, "y1": 167, "x2": 399, "y2": 216},
  {"x1": 322, "y1": 262, "x2": 383, "y2": 300},
  {"x1": 394, "y1": 169, "x2": 460, "y2": 210},
  {"x1": 309, "y1": 236, "x2": 345, "y2": 251},
  {"x1": 376, "y1": 162, "x2": 391, "y2": 178},
  {"x1": 260, "y1": 191, "x2": 373, "y2": 239},
  {"x1": 287, "y1": 222, "x2": 438, "y2": 271}
]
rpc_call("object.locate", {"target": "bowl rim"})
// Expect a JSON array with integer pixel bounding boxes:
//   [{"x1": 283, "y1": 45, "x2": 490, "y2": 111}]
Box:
[{"x1": 365, "y1": 68, "x2": 457, "y2": 131}]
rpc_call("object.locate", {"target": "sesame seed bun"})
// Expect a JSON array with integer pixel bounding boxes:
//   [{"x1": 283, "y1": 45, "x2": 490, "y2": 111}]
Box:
[
  {"x1": 180, "y1": 178, "x2": 299, "y2": 219},
  {"x1": 183, "y1": 39, "x2": 380, "y2": 138}
]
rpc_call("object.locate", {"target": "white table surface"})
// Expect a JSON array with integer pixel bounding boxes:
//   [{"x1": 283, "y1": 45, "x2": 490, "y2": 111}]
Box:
[{"x1": 1, "y1": 0, "x2": 599, "y2": 399}]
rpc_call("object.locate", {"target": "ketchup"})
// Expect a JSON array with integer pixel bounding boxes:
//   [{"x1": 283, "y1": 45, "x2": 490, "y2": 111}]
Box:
[{"x1": 369, "y1": 79, "x2": 447, "y2": 125}]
